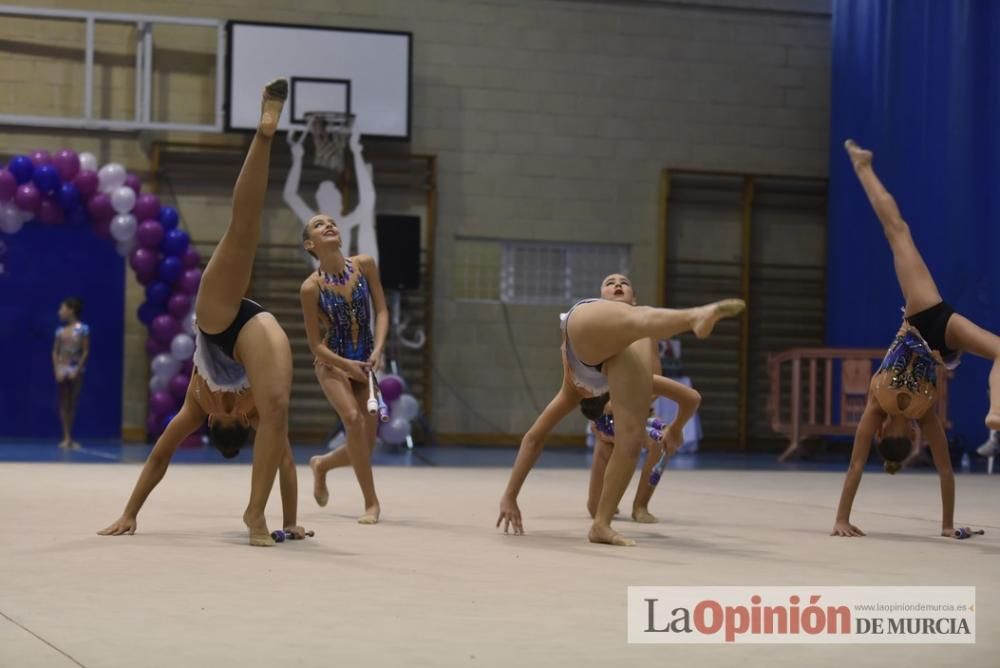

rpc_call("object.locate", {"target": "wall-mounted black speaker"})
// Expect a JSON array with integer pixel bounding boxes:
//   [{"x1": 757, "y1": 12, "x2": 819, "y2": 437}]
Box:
[{"x1": 375, "y1": 214, "x2": 421, "y2": 290}]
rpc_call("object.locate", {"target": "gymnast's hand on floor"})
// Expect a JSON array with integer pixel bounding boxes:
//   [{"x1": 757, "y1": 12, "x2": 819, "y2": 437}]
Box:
[
  {"x1": 284, "y1": 525, "x2": 306, "y2": 540},
  {"x1": 98, "y1": 515, "x2": 137, "y2": 536},
  {"x1": 830, "y1": 520, "x2": 865, "y2": 537},
  {"x1": 497, "y1": 496, "x2": 523, "y2": 535}
]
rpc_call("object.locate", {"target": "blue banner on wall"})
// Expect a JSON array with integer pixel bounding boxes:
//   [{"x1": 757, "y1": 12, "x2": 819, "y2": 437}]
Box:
[
  {"x1": 0, "y1": 223, "x2": 124, "y2": 440},
  {"x1": 829, "y1": 0, "x2": 1000, "y2": 447}
]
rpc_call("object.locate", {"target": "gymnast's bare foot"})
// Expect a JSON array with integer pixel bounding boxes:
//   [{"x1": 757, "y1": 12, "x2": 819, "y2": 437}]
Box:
[
  {"x1": 243, "y1": 511, "x2": 275, "y2": 547},
  {"x1": 844, "y1": 139, "x2": 872, "y2": 172},
  {"x1": 310, "y1": 455, "x2": 329, "y2": 507},
  {"x1": 632, "y1": 506, "x2": 659, "y2": 524},
  {"x1": 259, "y1": 78, "x2": 288, "y2": 137},
  {"x1": 986, "y1": 411, "x2": 1000, "y2": 432},
  {"x1": 692, "y1": 299, "x2": 745, "y2": 339},
  {"x1": 358, "y1": 502, "x2": 381, "y2": 525},
  {"x1": 589, "y1": 523, "x2": 636, "y2": 546}
]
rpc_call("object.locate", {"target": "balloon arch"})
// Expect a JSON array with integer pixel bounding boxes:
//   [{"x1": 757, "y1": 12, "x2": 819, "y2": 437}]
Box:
[{"x1": 0, "y1": 149, "x2": 201, "y2": 441}]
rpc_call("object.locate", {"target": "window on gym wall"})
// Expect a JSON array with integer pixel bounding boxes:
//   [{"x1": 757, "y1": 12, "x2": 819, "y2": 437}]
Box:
[
  {"x1": 452, "y1": 239, "x2": 629, "y2": 305},
  {"x1": 501, "y1": 241, "x2": 629, "y2": 305}
]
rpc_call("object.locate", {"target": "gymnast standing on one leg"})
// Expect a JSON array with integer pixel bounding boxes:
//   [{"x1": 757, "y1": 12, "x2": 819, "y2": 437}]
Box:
[
  {"x1": 497, "y1": 273, "x2": 740, "y2": 546},
  {"x1": 300, "y1": 215, "x2": 389, "y2": 525},
  {"x1": 832, "y1": 139, "x2": 993, "y2": 539},
  {"x1": 99, "y1": 79, "x2": 303, "y2": 546}
]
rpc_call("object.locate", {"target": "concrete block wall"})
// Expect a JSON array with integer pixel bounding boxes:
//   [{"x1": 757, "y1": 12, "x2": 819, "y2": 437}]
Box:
[{"x1": 0, "y1": 0, "x2": 831, "y2": 439}]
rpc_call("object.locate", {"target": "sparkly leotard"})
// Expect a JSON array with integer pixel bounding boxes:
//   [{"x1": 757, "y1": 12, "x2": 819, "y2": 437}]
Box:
[
  {"x1": 54, "y1": 322, "x2": 89, "y2": 375},
  {"x1": 318, "y1": 269, "x2": 374, "y2": 362},
  {"x1": 871, "y1": 322, "x2": 942, "y2": 419}
]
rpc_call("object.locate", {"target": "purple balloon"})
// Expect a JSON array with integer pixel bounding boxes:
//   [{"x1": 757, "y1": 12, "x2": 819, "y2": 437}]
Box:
[
  {"x1": 135, "y1": 265, "x2": 158, "y2": 286},
  {"x1": 136, "y1": 219, "x2": 164, "y2": 249},
  {"x1": 150, "y1": 390, "x2": 176, "y2": 416},
  {"x1": 167, "y1": 293, "x2": 191, "y2": 318},
  {"x1": 180, "y1": 359, "x2": 194, "y2": 376},
  {"x1": 87, "y1": 192, "x2": 114, "y2": 220},
  {"x1": 74, "y1": 170, "x2": 99, "y2": 197},
  {"x1": 151, "y1": 314, "x2": 180, "y2": 344},
  {"x1": 0, "y1": 169, "x2": 15, "y2": 202},
  {"x1": 132, "y1": 193, "x2": 161, "y2": 221},
  {"x1": 146, "y1": 412, "x2": 164, "y2": 438},
  {"x1": 169, "y1": 373, "x2": 191, "y2": 400},
  {"x1": 129, "y1": 247, "x2": 159, "y2": 274},
  {"x1": 92, "y1": 217, "x2": 112, "y2": 239},
  {"x1": 181, "y1": 246, "x2": 201, "y2": 269},
  {"x1": 124, "y1": 173, "x2": 142, "y2": 194},
  {"x1": 14, "y1": 183, "x2": 41, "y2": 212},
  {"x1": 379, "y1": 376, "x2": 404, "y2": 403},
  {"x1": 145, "y1": 336, "x2": 168, "y2": 357},
  {"x1": 53, "y1": 149, "x2": 80, "y2": 182},
  {"x1": 30, "y1": 150, "x2": 51, "y2": 167},
  {"x1": 177, "y1": 268, "x2": 202, "y2": 295},
  {"x1": 37, "y1": 197, "x2": 64, "y2": 224}
]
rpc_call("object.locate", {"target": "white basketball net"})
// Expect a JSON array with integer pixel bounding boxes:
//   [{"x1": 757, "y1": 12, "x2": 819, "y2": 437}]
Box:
[{"x1": 305, "y1": 111, "x2": 355, "y2": 174}]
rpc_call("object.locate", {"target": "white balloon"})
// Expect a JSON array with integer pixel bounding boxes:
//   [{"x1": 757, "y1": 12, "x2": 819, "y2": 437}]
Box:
[
  {"x1": 151, "y1": 352, "x2": 181, "y2": 379},
  {"x1": 98, "y1": 162, "x2": 127, "y2": 193},
  {"x1": 390, "y1": 394, "x2": 420, "y2": 421},
  {"x1": 182, "y1": 311, "x2": 196, "y2": 336},
  {"x1": 79, "y1": 152, "x2": 98, "y2": 172},
  {"x1": 109, "y1": 213, "x2": 137, "y2": 242},
  {"x1": 149, "y1": 374, "x2": 169, "y2": 393},
  {"x1": 169, "y1": 333, "x2": 195, "y2": 362},
  {"x1": 17, "y1": 209, "x2": 32, "y2": 223},
  {"x1": 0, "y1": 203, "x2": 23, "y2": 234},
  {"x1": 110, "y1": 185, "x2": 136, "y2": 214},
  {"x1": 115, "y1": 238, "x2": 135, "y2": 257}
]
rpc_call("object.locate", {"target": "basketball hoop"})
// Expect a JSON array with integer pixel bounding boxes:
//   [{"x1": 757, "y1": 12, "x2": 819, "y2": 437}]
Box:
[{"x1": 304, "y1": 111, "x2": 355, "y2": 174}]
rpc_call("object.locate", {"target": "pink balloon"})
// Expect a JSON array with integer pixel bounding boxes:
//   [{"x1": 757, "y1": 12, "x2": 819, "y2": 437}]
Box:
[
  {"x1": 30, "y1": 150, "x2": 51, "y2": 167},
  {"x1": 92, "y1": 217, "x2": 112, "y2": 239},
  {"x1": 74, "y1": 170, "x2": 99, "y2": 197},
  {"x1": 14, "y1": 183, "x2": 41, "y2": 212},
  {"x1": 87, "y1": 192, "x2": 114, "y2": 220},
  {"x1": 151, "y1": 313, "x2": 179, "y2": 344},
  {"x1": 124, "y1": 173, "x2": 142, "y2": 194},
  {"x1": 169, "y1": 373, "x2": 191, "y2": 400},
  {"x1": 132, "y1": 193, "x2": 161, "y2": 221},
  {"x1": 181, "y1": 246, "x2": 201, "y2": 269},
  {"x1": 177, "y1": 268, "x2": 202, "y2": 295},
  {"x1": 145, "y1": 336, "x2": 168, "y2": 357},
  {"x1": 136, "y1": 219, "x2": 164, "y2": 249},
  {"x1": 52, "y1": 149, "x2": 80, "y2": 182},
  {"x1": 36, "y1": 197, "x2": 64, "y2": 224},
  {"x1": 0, "y1": 169, "x2": 15, "y2": 202},
  {"x1": 150, "y1": 390, "x2": 176, "y2": 416},
  {"x1": 129, "y1": 247, "x2": 158, "y2": 274},
  {"x1": 167, "y1": 293, "x2": 191, "y2": 318}
]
